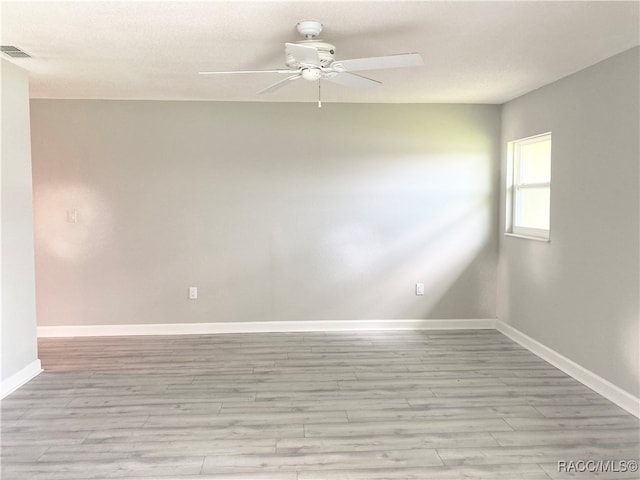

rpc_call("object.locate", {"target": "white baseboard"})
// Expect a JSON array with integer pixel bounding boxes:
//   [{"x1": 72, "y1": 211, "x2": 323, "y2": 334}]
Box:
[
  {"x1": 496, "y1": 320, "x2": 640, "y2": 418},
  {"x1": 37, "y1": 318, "x2": 496, "y2": 338},
  {"x1": 1, "y1": 359, "x2": 42, "y2": 399}
]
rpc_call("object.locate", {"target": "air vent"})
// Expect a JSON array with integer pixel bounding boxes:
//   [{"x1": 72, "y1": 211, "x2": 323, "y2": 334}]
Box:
[{"x1": 1, "y1": 46, "x2": 31, "y2": 58}]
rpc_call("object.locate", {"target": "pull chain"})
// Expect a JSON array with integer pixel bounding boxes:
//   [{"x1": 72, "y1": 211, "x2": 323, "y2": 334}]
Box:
[{"x1": 318, "y1": 78, "x2": 322, "y2": 108}]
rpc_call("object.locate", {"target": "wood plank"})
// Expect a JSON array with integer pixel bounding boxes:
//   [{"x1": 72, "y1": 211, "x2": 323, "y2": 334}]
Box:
[{"x1": 1, "y1": 330, "x2": 636, "y2": 480}]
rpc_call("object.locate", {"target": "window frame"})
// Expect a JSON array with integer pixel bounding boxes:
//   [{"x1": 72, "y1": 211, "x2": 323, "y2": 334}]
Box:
[{"x1": 505, "y1": 132, "x2": 552, "y2": 241}]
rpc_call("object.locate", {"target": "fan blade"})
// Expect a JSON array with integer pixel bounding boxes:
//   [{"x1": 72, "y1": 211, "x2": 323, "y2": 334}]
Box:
[
  {"x1": 258, "y1": 73, "x2": 302, "y2": 94},
  {"x1": 325, "y1": 72, "x2": 381, "y2": 90},
  {"x1": 285, "y1": 43, "x2": 321, "y2": 67},
  {"x1": 333, "y1": 53, "x2": 423, "y2": 72},
  {"x1": 199, "y1": 69, "x2": 298, "y2": 75}
]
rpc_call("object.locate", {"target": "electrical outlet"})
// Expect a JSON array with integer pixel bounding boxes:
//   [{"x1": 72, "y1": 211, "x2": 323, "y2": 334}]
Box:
[
  {"x1": 415, "y1": 283, "x2": 425, "y2": 296},
  {"x1": 189, "y1": 287, "x2": 198, "y2": 299}
]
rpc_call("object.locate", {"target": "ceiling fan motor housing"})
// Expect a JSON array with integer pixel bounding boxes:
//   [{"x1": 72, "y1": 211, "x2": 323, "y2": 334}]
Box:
[{"x1": 285, "y1": 40, "x2": 336, "y2": 68}]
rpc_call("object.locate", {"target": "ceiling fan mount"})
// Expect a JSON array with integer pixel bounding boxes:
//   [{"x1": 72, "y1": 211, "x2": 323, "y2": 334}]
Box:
[
  {"x1": 199, "y1": 20, "x2": 424, "y2": 101},
  {"x1": 296, "y1": 20, "x2": 323, "y2": 39}
]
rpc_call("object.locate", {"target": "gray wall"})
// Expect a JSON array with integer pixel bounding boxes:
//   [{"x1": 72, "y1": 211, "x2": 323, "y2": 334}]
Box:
[
  {"x1": 498, "y1": 47, "x2": 640, "y2": 396},
  {"x1": 30, "y1": 101, "x2": 500, "y2": 326},
  {"x1": 1, "y1": 59, "x2": 39, "y2": 382}
]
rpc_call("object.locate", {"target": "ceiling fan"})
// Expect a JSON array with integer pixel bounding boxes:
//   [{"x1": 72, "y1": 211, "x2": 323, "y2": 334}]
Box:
[{"x1": 199, "y1": 21, "x2": 424, "y2": 106}]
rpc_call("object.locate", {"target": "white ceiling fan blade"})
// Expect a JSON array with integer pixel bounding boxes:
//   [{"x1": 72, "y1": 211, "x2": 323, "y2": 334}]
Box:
[
  {"x1": 285, "y1": 43, "x2": 321, "y2": 67},
  {"x1": 199, "y1": 69, "x2": 298, "y2": 75},
  {"x1": 325, "y1": 72, "x2": 381, "y2": 90},
  {"x1": 257, "y1": 73, "x2": 302, "y2": 94},
  {"x1": 333, "y1": 53, "x2": 423, "y2": 72}
]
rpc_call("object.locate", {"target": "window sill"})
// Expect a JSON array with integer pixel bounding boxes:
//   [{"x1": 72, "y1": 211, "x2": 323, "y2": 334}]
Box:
[{"x1": 504, "y1": 232, "x2": 550, "y2": 243}]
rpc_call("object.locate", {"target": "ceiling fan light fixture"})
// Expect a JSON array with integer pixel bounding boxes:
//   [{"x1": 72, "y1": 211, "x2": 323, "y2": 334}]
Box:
[{"x1": 302, "y1": 68, "x2": 322, "y2": 81}]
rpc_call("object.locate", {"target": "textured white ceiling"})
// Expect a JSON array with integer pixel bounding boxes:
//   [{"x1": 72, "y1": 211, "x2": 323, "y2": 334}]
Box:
[{"x1": 2, "y1": 1, "x2": 639, "y2": 104}]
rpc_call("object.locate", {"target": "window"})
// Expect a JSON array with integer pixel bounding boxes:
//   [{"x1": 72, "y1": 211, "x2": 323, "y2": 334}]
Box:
[{"x1": 506, "y1": 133, "x2": 551, "y2": 240}]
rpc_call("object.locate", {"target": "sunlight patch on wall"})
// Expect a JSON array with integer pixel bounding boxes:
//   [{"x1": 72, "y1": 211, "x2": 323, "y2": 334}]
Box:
[
  {"x1": 274, "y1": 151, "x2": 494, "y2": 320},
  {"x1": 347, "y1": 152, "x2": 493, "y2": 316},
  {"x1": 365, "y1": 196, "x2": 491, "y2": 317},
  {"x1": 322, "y1": 224, "x2": 384, "y2": 277}
]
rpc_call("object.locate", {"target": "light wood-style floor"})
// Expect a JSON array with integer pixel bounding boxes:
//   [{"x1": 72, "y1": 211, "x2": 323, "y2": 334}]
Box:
[{"x1": 1, "y1": 330, "x2": 638, "y2": 479}]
